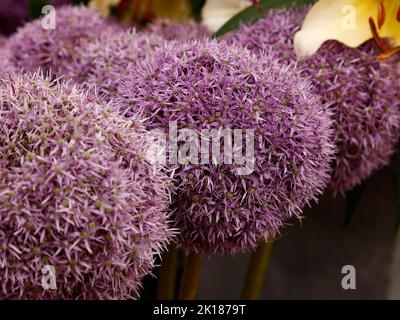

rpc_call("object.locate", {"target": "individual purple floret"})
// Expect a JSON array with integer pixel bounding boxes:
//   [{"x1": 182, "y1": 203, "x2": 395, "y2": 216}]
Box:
[
  {"x1": 68, "y1": 28, "x2": 164, "y2": 101},
  {"x1": 0, "y1": 73, "x2": 173, "y2": 299},
  {"x1": 7, "y1": 5, "x2": 120, "y2": 76},
  {"x1": 117, "y1": 39, "x2": 334, "y2": 255},
  {"x1": 144, "y1": 19, "x2": 211, "y2": 41},
  {"x1": 224, "y1": 8, "x2": 400, "y2": 194}
]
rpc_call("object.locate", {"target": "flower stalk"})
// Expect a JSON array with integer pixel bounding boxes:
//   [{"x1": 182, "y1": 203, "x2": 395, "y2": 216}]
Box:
[
  {"x1": 178, "y1": 252, "x2": 202, "y2": 300},
  {"x1": 241, "y1": 241, "x2": 274, "y2": 300},
  {"x1": 157, "y1": 246, "x2": 179, "y2": 300}
]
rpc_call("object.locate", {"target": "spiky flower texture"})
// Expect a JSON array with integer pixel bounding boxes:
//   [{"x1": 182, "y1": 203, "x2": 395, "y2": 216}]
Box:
[
  {"x1": 0, "y1": 74, "x2": 172, "y2": 299},
  {"x1": 7, "y1": 5, "x2": 119, "y2": 76},
  {"x1": 225, "y1": 8, "x2": 400, "y2": 193},
  {"x1": 69, "y1": 29, "x2": 164, "y2": 100},
  {"x1": 117, "y1": 39, "x2": 334, "y2": 255}
]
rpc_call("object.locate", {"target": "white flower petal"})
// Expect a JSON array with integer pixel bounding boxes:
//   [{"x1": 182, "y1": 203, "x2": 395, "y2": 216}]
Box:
[
  {"x1": 202, "y1": 0, "x2": 252, "y2": 32},
  {"x1": 294, "y1": 0, "x2": 378, "y2": 58}
]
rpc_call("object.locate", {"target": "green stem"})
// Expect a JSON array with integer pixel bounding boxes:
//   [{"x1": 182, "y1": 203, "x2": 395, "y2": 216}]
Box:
[
  {"x1": 241, "y1": 241, "x2": 274, "y2": 300},
  {"x1": 178, "y1": 252, "x2": 202, "y2": 300},
  {"x1": 156, "y1": 246, "x2": 178, "y2": 300}
]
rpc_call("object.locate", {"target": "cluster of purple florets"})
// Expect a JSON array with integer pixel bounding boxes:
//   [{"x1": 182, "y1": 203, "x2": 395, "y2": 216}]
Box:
[
  {"x1": 117, "y1": 39, "x2": 335, "y2": 254},
  {"x1": 6, "y1": 5, "x2": 120, "y2": 76},
  {"x1": 0, "y1": 73, "x2": 172, "y2": 299},
  {"x1": 68, "y1": 29, "x2": 164, "y2": 100},
  {"x1": 225, "y1": 7, "x2": 400, "y2": 193}
]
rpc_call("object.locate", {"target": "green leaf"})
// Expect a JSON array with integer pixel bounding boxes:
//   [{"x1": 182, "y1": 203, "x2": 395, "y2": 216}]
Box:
[
  {"x1": 343, "y1": 183, "x2": 366, "y2": 227},
  {"x1": 28, "y1": 0, "x2": 51, "y2": 19},
  {"x1": 215, "y1": 0, "x2": 315, "y2": 38}
]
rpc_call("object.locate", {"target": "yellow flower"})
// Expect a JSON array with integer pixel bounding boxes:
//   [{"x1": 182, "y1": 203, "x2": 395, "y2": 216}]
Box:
[
  {"x1": 89, "y1": 0, "x2": 121, "y2": 17},
  {"x1": 202, "y1": 0, "x2": 252, "y2": 32},
  {"x1": 294, "y1": 0, "x2": 400, "y2": 59}
]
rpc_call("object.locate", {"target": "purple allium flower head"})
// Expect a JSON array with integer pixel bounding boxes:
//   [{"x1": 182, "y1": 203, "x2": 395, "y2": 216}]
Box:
[
  {"x1": 7, "y1": 5, "x2": 121, "y2": 76},
  {"x1": 116, "y1": 39, "x2": 334, "y2": 255},
  {"x1": 224, "y1": 8, "x2": 400, "y2": 194},
  {"x1": 68, "y1": 28, "x2": 164, "y2": 101},
  {"x1": 144, "y1": 19, "x2": 211, "y2": 42},
  {"x1": 0, "y1": 73, "x2": 173, "y2": 299}
]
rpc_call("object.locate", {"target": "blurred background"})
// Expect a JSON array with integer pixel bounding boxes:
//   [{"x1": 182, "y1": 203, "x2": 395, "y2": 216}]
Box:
[
  {"x1": 0, "y1": 0, "x2": 208, "y2": 35},
  {"x1": 199, "y1": 155, "x2": 400, "y2": 299}
]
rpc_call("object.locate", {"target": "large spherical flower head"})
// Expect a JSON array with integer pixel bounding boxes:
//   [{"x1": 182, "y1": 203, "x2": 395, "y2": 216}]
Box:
[
  {"x1": 0, "y1": 73, "x2": 173, "y2": 299},
  {"x1": 304, "y1": 42, "x2": 400, "y2": 192},
  {"x1": 117, "y1": 39, "x2": 334, "y2": 255},
  {"x1": 7, "y1": 5, "x2": 120, "y2": 76},
  {"x1": 225, "y1": 8, "x2": 400, "y2": 194},
  {"x1": 144, "y1": 19, "x2": 211, "y2": 41},
  {"x1": 224, "y1": 7, "x2": 305, "y2": 62},
  {"x1": 68, "y1": 28, "x2": 164, "y2": 101}
]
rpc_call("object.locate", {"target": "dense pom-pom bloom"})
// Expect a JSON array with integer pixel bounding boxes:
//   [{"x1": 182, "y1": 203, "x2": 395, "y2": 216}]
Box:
[
  {"x1": 117, "y1": 39, "x2": 334, "y2": 255},
  {"x1": 225, "y1": 8, "x2": 400, "y2": 193},
  {"x1": 144, "y1": 19, "x2": 211, "y2": 41},
  {"x1": 7, "y1": 5, "x2": 120, "y2": 76},
  {"x1": 68, "y1": 29, "x2": 164, "y2": 100},
  {"x1": 0, "y1": 73, "x2": 173, "y2": 299}
]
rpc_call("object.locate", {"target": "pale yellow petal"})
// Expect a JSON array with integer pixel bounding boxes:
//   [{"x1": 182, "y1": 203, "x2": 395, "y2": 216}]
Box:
[
  {"x1": 380, "y1": 0, "x2": 400, "y2": 46},
  {"x1": 294, "y1": 0, "x2": 378, "y2": 58},
  {"x1": 202, "y1": 0, "x2": 252, "y2": 32}
]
